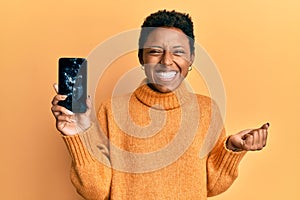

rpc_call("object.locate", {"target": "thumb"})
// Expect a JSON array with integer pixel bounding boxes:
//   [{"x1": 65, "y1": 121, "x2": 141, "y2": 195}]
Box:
[{"x1": 53, "y1": 83, "x2": 59, "y2": 94}]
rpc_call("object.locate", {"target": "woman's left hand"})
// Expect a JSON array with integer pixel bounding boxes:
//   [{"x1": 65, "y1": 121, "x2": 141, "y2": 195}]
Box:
[{"x1": 226, "y1": 123, "x2": 269, "y2": 151}]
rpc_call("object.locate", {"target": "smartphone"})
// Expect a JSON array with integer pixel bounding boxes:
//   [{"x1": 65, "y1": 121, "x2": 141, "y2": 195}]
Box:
[{"x1": 58, "y1": 57, "x2": 87, "y2": 113}]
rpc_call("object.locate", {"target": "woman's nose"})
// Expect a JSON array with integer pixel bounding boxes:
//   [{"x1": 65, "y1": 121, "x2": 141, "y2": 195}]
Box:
[{"x1": 160, "y1": 51, "x2": 173, "y2": 66}]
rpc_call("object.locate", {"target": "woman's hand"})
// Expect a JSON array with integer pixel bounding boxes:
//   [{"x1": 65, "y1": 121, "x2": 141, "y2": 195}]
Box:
[
  {"x1": 51, "y1": 83, "x2": 92, "y2": 136},
  {"x1": 226, "y1": 123, "x2": 269, "y2": 152}
]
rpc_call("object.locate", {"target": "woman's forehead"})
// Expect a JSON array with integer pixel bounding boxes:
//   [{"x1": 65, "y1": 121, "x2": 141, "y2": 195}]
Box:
[{"x1": 144, "y1": 27, "x2": 190, "y2": 47}]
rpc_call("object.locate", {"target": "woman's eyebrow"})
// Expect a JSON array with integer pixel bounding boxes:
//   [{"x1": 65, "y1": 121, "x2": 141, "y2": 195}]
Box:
[
  {"x1": 145, "y1": 45, "x2": 186, "y2": 50},
  {"x1": 172, "y1": 45, "x2": 185, "y2": 49},
  {"x1": 145, "y1": 45, "x2": 163, "y2": 49}
]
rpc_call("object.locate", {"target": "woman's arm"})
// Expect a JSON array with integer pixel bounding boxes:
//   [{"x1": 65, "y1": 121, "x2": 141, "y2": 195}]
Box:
[
  {"x1": 206, "y1": 123, "x2": 269, "y2": 197},
  {"x1": 62, "y1": 124, "x2": 112, "y2": 200},
  {"x1": 206, "y1": 128, "x2": 246, "y2": 197},
  {"x1": 51, "y1": 84, "x2": 112, "y2": 199}
]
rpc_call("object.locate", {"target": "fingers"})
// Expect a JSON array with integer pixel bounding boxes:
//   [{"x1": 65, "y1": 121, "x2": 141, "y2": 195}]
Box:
[
  {"x1": 241, "y1": 133, "x2": 253, "y2": 150},
  {"x1": 57, "y1": 114, "x2": 76, "y2": 123},
  {"x1": 242, "y1": 126, "x2": 268, "y2": 151},
  {"x1": 258, "y1": 122, "x2": 269, "y2": 148},
  {"x1": 263, "y1": 127, "x2": 268, "y2": 147},
  {"x1": 51, "y1": 94, "x2": 68, "y2": 106},
  {"x1": 260, "y1": 122, "x2": 270, "y2": 130},
  {"x1": 51, "y1": 104, "x2": 74, "y2": 117},
  {"x1": 51, "y1": 83, "x2": 75, "y2": 122}
]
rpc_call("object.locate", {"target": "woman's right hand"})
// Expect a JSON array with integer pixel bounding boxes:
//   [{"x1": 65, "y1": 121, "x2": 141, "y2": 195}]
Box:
[{"x1": 51, "y1": 83, "x2": 92, "y2": 136}]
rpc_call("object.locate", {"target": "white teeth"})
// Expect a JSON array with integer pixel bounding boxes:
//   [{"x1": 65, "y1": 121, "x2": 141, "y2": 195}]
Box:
[{"x1": 156, "y1": 71, "x2": 177, "y2": 79}]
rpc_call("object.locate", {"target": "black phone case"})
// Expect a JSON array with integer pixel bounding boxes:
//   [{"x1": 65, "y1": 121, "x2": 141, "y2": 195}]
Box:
[{"x1": 58, "y1": 58, "x2": 87, "y2": 113}]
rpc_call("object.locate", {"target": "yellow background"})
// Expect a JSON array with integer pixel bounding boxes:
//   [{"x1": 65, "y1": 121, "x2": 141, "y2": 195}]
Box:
[{"x1": 1, "y1": 0, "x2": 299, "y2": 199}]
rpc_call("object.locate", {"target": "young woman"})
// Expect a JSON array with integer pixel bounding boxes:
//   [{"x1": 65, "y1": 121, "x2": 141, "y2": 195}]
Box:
[{"x1": 51, "y1": 10, "x2": 269, "y2": 200}]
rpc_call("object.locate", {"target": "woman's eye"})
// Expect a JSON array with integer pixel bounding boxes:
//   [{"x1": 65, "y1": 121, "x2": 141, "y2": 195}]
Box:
[
  {"x1": 149, "y1": 49, "x2": 162, "y2": 54},
  {"x1": 173, "y1": 50, "x2": 185, "y2": 55}
]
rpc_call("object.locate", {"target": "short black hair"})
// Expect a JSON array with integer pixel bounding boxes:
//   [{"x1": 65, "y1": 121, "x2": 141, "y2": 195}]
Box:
[{"x1": 138, "y1": 10, "x2": 195, "y2": 64}]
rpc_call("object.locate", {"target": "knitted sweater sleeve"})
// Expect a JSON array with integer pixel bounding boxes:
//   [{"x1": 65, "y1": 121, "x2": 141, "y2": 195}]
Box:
[
  {"x1": 61, "y1": 103, "x2": 112, "y2": 200},
  {"x1": 63, "y1": 99, "x2": 112, "y2": 200},
  {"x1": 206, "y1": 128, "x2": 246, "y2": 197},
  {"x1": 202, "y1": 97, "x2": 247, "y2": 197}
]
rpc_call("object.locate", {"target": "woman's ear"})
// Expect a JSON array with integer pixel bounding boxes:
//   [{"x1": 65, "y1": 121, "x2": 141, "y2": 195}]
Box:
[{"x1": 190, "y1": 52, "x2": 195, "y2": 65}]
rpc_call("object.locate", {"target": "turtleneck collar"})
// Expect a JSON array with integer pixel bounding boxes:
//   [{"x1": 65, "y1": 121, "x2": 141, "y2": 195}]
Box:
[{"x1": 133, "y1": 79, "x2": 192, "y2": 110}]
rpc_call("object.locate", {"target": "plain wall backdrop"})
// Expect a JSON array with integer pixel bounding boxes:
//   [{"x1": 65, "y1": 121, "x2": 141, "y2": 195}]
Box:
[{"x1": 1, "y1": 0, "x2": 299, "y2": 199}]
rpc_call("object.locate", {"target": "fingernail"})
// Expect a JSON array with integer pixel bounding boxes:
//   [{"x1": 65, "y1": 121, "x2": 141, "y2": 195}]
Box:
[
  {"x1": 66, "y1": 110, "x2": 74, "y2": 115},
  {"x1": 70, "y1": 119, "x2": 76, "y2": 123}
]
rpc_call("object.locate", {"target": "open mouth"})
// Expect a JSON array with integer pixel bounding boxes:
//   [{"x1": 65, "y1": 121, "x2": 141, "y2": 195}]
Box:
[{"x1": 155, "y1": 71, "x2": 178, "y2": 82}]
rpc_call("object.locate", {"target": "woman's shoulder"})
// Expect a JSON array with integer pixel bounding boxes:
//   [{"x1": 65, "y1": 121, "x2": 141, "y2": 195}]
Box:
[
  {"x1": 193, "y1": 93, "x2": 222, "y2": 112},
  {"x1": 98, "y1": 93, "x2": 133, "y2": 110},
  {"x1": 194, "y1": 93, "x2": 214, "y2": 105}
]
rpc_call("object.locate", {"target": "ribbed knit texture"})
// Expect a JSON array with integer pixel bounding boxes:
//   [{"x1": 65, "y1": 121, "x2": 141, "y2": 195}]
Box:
[{"x1": 62, "y1": 82, "x2": 246, "y2": 200}]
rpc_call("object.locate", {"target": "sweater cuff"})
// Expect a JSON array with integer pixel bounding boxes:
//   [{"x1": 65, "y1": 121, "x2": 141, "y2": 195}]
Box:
[
  {"x1": 209, "y1": 137, "x2": 247, "y2": 175},
  {"x1": 62, "y1": 124, "x2": 95, "y2": 166},
  {"x1": 220, "y1": 137, "x2": 246, "y2": 173}
]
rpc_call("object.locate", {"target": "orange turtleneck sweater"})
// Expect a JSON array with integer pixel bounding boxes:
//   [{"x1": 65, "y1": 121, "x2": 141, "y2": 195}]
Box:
[{"x1": 62, "y1": 82, "x2": 246, "y2": 200}]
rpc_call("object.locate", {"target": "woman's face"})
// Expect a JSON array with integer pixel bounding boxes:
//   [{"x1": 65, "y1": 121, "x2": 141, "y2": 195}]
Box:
[{"x1": 142, "y1": 27, "x2": 194, "y2": 93}]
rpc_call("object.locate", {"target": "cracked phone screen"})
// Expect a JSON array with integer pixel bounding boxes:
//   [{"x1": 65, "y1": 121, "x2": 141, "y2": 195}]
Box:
[{"x1": 58, "y1": 58, "x2": 87, "y2": 113}]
